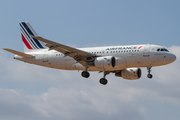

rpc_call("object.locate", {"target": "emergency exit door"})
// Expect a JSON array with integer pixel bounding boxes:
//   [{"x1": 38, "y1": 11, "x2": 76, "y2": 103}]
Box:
[
  {"x1": 143, "y1": 45, "x2": 150, "y2": 57},
  {"x1": 43, "y1": 52, "x2": 48, "y2": 62}
]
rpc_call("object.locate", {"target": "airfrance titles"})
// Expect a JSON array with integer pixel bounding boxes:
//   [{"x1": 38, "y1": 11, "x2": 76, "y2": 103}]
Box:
[{"x1": 106, "y1": 46, "x2": 138, "y2": 51}]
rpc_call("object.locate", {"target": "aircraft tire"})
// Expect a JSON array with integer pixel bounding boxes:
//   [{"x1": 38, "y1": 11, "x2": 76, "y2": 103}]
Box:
[
  {"x1": 99, "y1": 78, "x2": 108, "y2": 85},
  {"x1": 81, "y1": 71, "x2": 90, "y2": 78},
  {"x1": 147, "y1": 74, "x2": 153, "y2": 79}
]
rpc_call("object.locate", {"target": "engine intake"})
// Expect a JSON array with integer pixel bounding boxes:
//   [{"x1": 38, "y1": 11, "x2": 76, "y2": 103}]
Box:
[
  {"x1": 94, "y1": 56, "x2": 116, "y2": 70},
  {"x1": 115, "y1": 68, "x2": 141, "y2": 80}
]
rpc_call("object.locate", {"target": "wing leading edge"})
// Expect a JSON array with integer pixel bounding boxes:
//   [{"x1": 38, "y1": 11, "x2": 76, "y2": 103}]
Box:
[
  {"x1": 3, "y1": 48, "x2": 34, "y2": 58},
  {"x1": 34, "y1": 36, "x2": 95, "y2": 66}
]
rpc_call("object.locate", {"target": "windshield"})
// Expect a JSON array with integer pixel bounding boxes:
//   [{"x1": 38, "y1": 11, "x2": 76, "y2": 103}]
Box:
[{"x1": 157, "y1": 48, "x2": 169, "y2": 52}]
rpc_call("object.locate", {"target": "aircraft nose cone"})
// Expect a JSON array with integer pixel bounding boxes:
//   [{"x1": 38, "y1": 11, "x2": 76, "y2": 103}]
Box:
[{"x1": 170, "y1": 54, "x2": 176, "y2": 63}]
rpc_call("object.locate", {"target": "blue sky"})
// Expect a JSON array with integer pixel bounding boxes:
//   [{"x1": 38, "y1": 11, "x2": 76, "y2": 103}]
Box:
[{"x1": 0, "y1": 0, "x2": 180, "y2": 120}]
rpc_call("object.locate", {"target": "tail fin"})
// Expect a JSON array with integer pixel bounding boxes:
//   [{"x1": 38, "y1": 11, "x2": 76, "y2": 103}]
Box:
[{"x1": 20, "y1": 22, "x2": 46, "y2": 53}]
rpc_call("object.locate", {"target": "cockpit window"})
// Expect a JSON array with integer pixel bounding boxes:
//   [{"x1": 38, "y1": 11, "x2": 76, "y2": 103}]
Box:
[
  {"x1": 157, "y1": 48, "x2": 169, "y2": 52},
  {"x1": 161, "y1": 49, "x2": 164, "y2": 51},
  {"x1": 164, "y1": 48, "x2": 169, "y2": 52}
]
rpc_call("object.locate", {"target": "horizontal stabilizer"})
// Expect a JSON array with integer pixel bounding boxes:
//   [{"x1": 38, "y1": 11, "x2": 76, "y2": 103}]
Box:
[{"x1": 3, "y1": 48, "x2": 34, "y2": 58}]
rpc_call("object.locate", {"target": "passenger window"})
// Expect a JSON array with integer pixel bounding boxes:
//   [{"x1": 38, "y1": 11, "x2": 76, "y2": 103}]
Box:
[{"x1": 157, "y1": 49, "x2": 160, "y2": 51}]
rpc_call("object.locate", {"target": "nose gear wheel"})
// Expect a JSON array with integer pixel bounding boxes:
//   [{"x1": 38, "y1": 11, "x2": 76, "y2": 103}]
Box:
[{"x1": 147, "y1": 74, "x2": 153, "y2": 78}]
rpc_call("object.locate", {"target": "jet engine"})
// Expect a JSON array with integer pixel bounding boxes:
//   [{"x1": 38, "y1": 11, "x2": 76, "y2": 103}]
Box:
[
  {"x1": 115, "y1": 68, "x2": 141, "y2": 80},
  {"x1": 94, "y1": 56, "x2": 116, "y2": 70}
]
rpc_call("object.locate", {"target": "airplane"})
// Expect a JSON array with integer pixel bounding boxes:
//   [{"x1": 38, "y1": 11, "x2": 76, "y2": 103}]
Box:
[{"x1": 3, "y1": 22, "x2": 176, "y2": 85}]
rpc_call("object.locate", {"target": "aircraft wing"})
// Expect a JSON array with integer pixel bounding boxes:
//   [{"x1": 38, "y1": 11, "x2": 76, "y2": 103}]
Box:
[
  {"x1": 34, "y1": 36, "x2": 95, "y2": 66},
  {"x1": 3, "y1": 48, "x2": 34, "y2": 58}
]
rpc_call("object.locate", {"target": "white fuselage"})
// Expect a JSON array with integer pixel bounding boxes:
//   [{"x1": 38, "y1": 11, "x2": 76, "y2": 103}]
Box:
[{"x1": 14, "y1": 44, "x2": 176, "y2": 71}]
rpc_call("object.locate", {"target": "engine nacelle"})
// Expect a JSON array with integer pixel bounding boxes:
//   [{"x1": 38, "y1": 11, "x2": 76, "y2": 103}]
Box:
[
  {"x1": 115, "y1": 68, "x2": 141, "y2": 80},
  {"x1": 94, "y1": 56, "x2": 116, "y2": 70},
  {"x1": 115, "y1": 57, "x2": 126, "y2": 68}
]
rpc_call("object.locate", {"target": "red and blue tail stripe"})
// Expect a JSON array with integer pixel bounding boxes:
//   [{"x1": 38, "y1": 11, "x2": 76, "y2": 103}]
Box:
[
  {"x1": 21, "y1": 33, "x2": 33, "y2": 49},
  {"x1": 20, "y1": 22, "x2": 45, "y2": 50}
]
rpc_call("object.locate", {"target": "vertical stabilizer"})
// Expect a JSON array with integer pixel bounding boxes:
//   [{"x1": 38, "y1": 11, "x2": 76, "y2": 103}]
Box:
[{"x1": 20, "y1": 22, "x2": 46, "y2": 53}]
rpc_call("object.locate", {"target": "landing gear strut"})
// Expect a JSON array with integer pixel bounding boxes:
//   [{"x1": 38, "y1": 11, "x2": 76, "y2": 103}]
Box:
[
  {"x1": 147, "y1": 66, "x2": 153, "y2": 79},
  {"x1": 99, "y1": 71, "x2": 110, "y2": 85}
]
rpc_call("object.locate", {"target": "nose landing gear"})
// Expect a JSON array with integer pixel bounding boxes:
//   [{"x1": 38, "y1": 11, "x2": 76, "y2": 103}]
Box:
[
  {"x1": 147, "y1": 66, "x2": 153, "y2": 79},
  {"x1": 147, "y1": 74, "x2": 153, "y2": 78}
]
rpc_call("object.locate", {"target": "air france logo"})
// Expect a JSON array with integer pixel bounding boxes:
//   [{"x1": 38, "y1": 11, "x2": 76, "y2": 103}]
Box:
[{"x1": 138, "y1": 46, "x2": 142, "y2": 49}]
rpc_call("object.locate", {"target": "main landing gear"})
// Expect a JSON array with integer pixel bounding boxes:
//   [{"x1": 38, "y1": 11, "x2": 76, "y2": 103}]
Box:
[
  {"x1": 81, "y1": 71, "x2": 109, "y2": 85},
  {"x1": 147, "y1": 66, "x2": 153, "y2": 79},
  {"x1": 81, "y1": 67, "x2": 110, "y2": 85},
  {"x1": 99, "y1": 78, "x2": 108, "y2": 85},
  {"x1": 81, "y1": 64, "x2": 90, "y2": 78},
  {"x1": 81, "y1": 71, "x2": 90, "y2": 78},
  {"x1": 99, "y1": 71, "x2": 110, "y2": 85}
]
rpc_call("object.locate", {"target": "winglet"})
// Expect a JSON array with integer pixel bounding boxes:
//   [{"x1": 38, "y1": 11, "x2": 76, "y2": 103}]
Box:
[{"x1": 3, "y1": 48, "x2": 34, "y2": 58}]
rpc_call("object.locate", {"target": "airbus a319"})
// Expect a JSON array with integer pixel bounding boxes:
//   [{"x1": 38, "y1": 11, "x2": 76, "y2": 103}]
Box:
[{"x1": 3, "y1": 22, "x2": 176, "y2": 85}]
